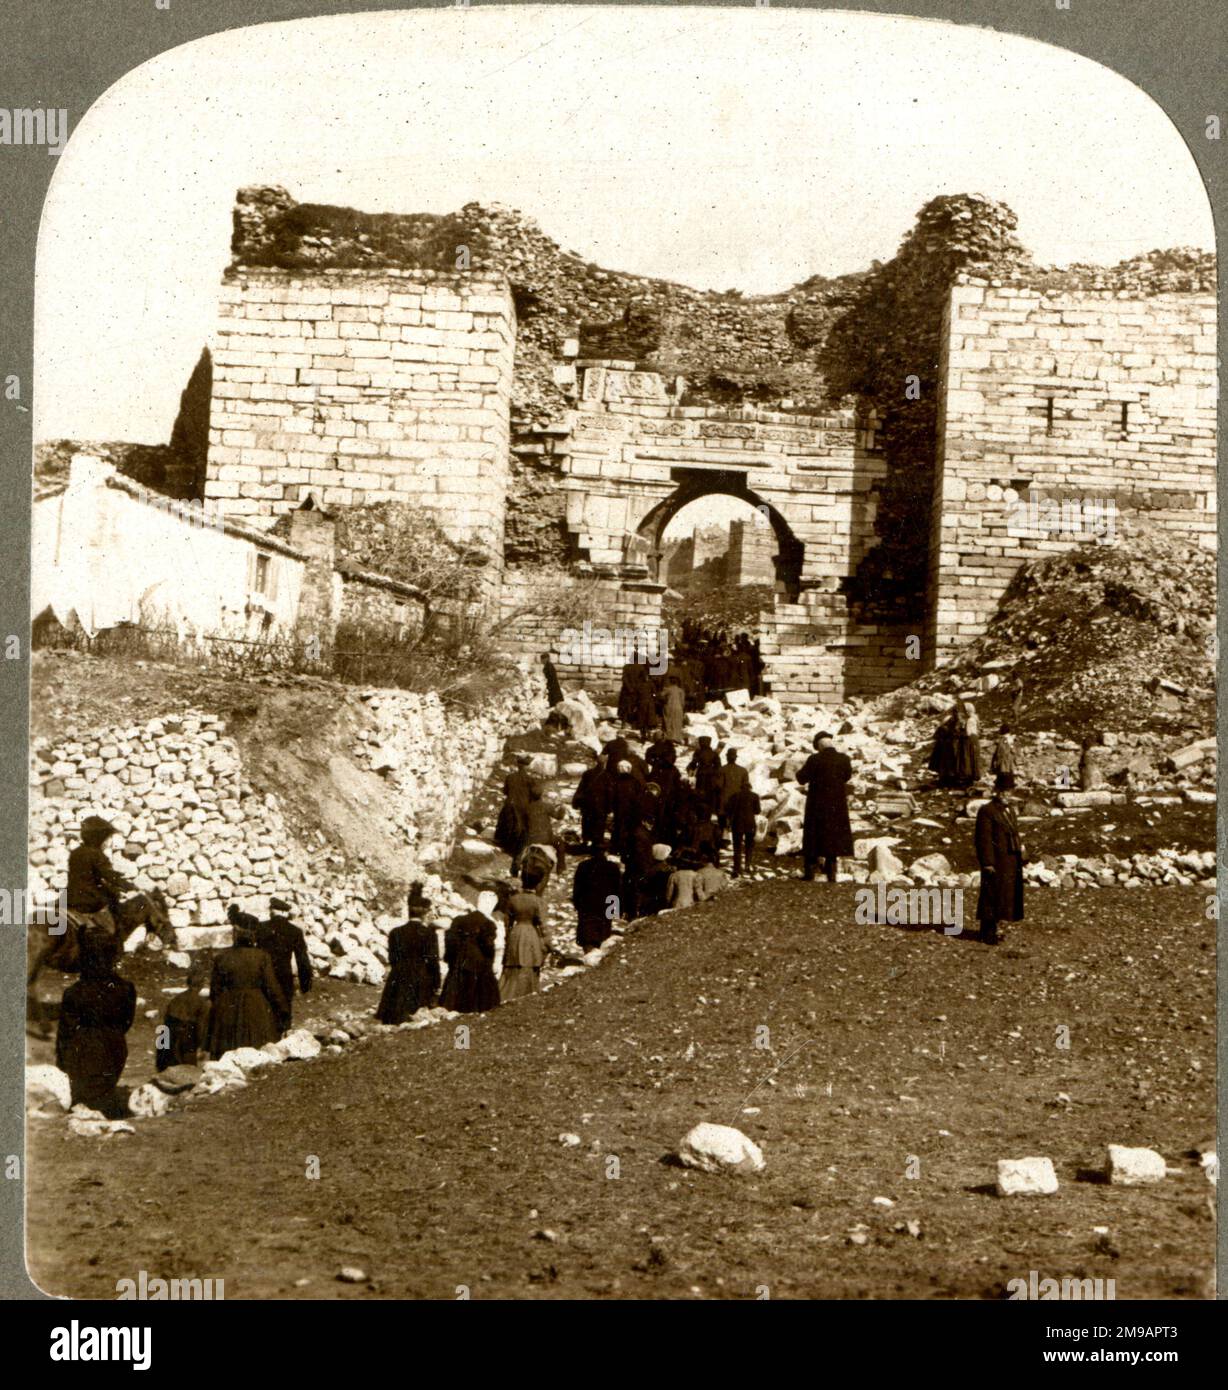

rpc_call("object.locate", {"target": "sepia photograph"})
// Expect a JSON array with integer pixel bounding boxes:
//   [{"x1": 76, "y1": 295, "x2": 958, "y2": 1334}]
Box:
[{"x1": 14, "y1": 3, "x2": 1218, "y2": 1315}]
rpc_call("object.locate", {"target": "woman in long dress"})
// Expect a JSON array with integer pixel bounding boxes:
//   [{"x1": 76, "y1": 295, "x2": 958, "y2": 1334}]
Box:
[
  {"x1": 205, "y1": 913, "x2": 287, "y2": 1056},
  {"x1": 662, "y1": 678, "x2": 686, "y2": 742},
  {"x1": 494, "y1": 754, "x2": 535, "y2": 861},
  {"x1": 499, "y1": 879, "x2": 550, "y2": 1002},
  {"x1": 375, "y1": 890, "x2": 441, "y2": 1024},
  {"x1": 56, "y1": 933, "x2": 136, "y2": 1114},
  {"x1": 928, "y1": 707, "x2": 959, "y2": 787},
  {"x1": 952, "y1": 698, "x2": 983, "y2": 788},
  {"x1": 439, "y1": 897, "x2": 500, "y2": 1013}
]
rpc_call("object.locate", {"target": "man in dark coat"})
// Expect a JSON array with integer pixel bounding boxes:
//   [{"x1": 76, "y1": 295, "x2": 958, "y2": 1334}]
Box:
[
  {"x1": 620, "y1": 663, "x2": 656, "y2": 740},
  {"x1": 603, "y1": 736, "x2": 648, "y2": 782},
  {"x1": 688, "y1": 736, "x2": 721, "y2": 816},
  {"x1": 376, "y1": 890, "x2": 441, "y2": 1023},
  {"x1": 975, "y1": 773, "x2": 1026, "y2": 945},
  {"x1": 56, "y1": 934, "x2": 136, "y2": 1114},
  {"x1": 256, "y1": 897, "x2": 313, "y2": 1036},
  {"x1": 727, "y1": 785, "x2": 761, "y2": 878},
  {"x1": 622, "y1": 819, "x2": 657, "y2": 921},
  {"x1": 572, "y1": 751, "x2": 612, "y2": 850},
  {"x1": 541, "y1": 651, "x2": 564, "y2": 707},
  {"x1": 797, "y1": 733, "x2": 853, "y2": 882},
  {"x1": 717, "y1": 748, "x2": 750, "y2": 849},
  {"x1": 572, "y1": 844, "x2": 623, "y2": 950},
  {"x1": 611, "y1": 760, "x2": 646, "y2": 859},
  {"x1": 494, "y1": 753, "x2": 535, "y2": 860}
]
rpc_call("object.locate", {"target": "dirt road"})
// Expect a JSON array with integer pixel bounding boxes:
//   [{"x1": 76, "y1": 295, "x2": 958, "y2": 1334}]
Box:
[{"x1": 27, "y1": 882, "x2": 1215, "y2": 1300}]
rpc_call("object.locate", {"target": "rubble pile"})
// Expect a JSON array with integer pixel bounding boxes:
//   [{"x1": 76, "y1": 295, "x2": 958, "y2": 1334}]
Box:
[
  {"x1": 28, "y1": 674, "x2": 546, "y2": 984},
  {"x1": 891, "y1": 526, "x2": 1216, "y2": 736},
  {"x1": 562, "y1": 687, "x2": 1216, "y2": 890}
]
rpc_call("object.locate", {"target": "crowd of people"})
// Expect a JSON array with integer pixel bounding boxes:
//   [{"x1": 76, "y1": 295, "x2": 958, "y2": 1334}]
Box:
[
  {"x1": 34, "y1": 680, "x2": 1036, "y2": 1117},
  {"x1": 28, "y1": 812, "x2": 319, "y2": 1114},
  {"x1": 613, "y1": 636, "x2": 766, "y2": 740}
]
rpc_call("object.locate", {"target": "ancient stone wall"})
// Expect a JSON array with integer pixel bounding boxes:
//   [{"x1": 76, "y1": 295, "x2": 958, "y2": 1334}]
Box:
[
  {"x1": 496, "y1": 360, "x2": 917, "y2": 705},
  {"x1": 496, "y1": 571, "x2": 667, "y2": 698},
  {"x1": 727, "y1": 519, "x2": 777, "y2": 586},
  {"x1": 205, "y1": 267, "x2": 515, "y2": 572},
  {"x1": 336, "y1": 570, "x2": 426, "y2": 639},
  {"x1": 28, "y1": 670, "x2": 547, "y2": 982},
  {"x1": 927, "y1": 275, "x2": 1217, "y2": 661},
  {"x1": 227, "y1": 187, "x2": 867, "y2": 426}
]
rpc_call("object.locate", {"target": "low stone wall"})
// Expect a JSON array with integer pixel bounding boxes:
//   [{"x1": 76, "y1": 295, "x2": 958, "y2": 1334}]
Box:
[{"x1": 27, "y1": 669, "x2": 548, "y2": 981}]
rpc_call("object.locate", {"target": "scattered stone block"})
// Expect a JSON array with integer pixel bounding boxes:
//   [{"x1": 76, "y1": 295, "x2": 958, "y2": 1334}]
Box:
[
  {"x1": 1056, "y1": 791, "x2": 1113, "y2": 808},
  {"x1": 26, "y1": 1065, "x2": 72, "y2": 1113},
  {"x1": 1106, "y1": 1144, "x2": 1166, "y2": 1186},
  {"x1": 175, "y1": 926, "x2": 231, "y2": 951},
  {"x1": 152, "y1": 1064, "x2": 202, "y2": 1094},
  {"x1": 867, "y1": 843, "x2": 904, "y2": 877},
  {"x1": 996, "y1": 1157, "x2": 1058, "y2": 1196},
  {"x1": 909, "y1": 852, "x2": 953, "y2": 878},
  {"x1": 128, "y1": 1083, "x2": 171, "y2": 1119},
  {"x1": 527, "y1": 752, "x2": 558, "y2": 779}
]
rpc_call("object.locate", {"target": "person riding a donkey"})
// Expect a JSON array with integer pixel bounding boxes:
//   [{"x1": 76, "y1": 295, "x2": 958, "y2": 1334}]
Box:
[
  {"x1": 28, "y1": 816, "x2": 169, "y2": 1033},
  {"x1": 54, "y1": 815, "x2": 134, "y2": 971}
]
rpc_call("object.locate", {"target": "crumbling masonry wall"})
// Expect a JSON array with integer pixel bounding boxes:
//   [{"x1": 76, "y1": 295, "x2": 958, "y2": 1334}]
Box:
[
  {"x1": 206, "y1": 189, "x2": 1216, "y2": 704},
  {"x1": 205, "y1": 268, "x2": 515, "y2": 572},
  {"x1": 497, "y1": 363, "x2": 916, "y2": 704},
  {"x1": 927, "y1": 276, "x2": 1217, "y2": 662}
]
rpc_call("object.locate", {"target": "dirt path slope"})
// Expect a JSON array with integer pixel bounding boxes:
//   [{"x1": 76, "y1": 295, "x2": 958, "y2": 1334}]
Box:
[{"x1": 27, "y1": 882, "x2": 1214, "y2": 1301}]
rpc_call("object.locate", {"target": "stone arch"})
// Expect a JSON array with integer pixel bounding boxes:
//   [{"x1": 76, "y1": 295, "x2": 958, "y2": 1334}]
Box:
[{"x1": 634, "y1": 473, "x2": 804, "y2": 602}]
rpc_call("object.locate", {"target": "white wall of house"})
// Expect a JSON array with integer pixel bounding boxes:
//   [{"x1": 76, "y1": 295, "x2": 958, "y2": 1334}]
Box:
[{"x1": 32, "y1": 454, "x2": 305, "y2": 642}]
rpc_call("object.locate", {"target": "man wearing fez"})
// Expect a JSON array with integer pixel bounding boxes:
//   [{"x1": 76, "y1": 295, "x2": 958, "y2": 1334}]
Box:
[
  {"x1": 797, "y1": 732, "x2": 853, "y2": 883},
  {"x1": 974, "y1": 773, "x2": 1026, "y2": 946},
  {"x1": 257, "y1": 896, "x2": 314, "y2": 1035}
]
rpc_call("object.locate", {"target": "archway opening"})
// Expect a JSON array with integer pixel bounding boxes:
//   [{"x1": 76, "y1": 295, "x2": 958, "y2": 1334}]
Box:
[
  {"x1": 636, "y1": 476, "x2": 803, "y2": 604},
  {"x1": 660, "y1": 494, "x2": 778, "y2": 595}
]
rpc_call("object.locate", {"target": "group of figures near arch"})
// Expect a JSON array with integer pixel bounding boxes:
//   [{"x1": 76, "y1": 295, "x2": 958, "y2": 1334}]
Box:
[{"x1": 615, "y1": 633, "x2": 766, "y2": 739}]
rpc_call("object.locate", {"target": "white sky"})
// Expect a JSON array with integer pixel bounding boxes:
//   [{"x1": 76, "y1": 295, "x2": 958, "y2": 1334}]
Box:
[{"x1": 36, "y1": 5, "x2": 1213, "y2": 445}]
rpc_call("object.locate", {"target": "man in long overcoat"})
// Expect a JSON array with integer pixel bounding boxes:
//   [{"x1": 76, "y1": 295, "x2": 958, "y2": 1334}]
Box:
[
  {"x1": 974, "y1": 773, "x2": 1026, "y2": 945},
  {"x1": 572, "y1": 844, "x2": 623, "y2": 949},
  {"x1": 572, "y1": 751, "x2": 612, "y2": 850},
  {"x1": 257, "y1": 896, "x2": 313, "y2": 1035},
  {"x1": 797, "y1": 733, "x2": 853, "y2": 882}
]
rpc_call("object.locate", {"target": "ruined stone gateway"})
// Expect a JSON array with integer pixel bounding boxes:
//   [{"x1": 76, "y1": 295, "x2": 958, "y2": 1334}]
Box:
[{"x1": 203, "y1": 187, "x2": 1216, "y2": 704}]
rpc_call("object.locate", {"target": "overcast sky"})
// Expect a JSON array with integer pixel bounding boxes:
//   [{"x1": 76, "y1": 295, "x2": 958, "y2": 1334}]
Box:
[{"x1": 36, "y1": 5, "x2": 1213, "y2": 446}]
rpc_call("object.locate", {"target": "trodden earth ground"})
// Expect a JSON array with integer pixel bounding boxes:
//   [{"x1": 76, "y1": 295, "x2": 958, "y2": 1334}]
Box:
[{"x1": 27, "y1": 875, "x2": 1215, "y2": 1300}]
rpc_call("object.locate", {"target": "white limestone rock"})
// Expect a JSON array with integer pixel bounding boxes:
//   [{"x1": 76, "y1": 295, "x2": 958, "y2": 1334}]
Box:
[
  {"x1": 280, "y1": 1029, "x2": 323, "y2": 1061},
  {"x1": 26, "y1": 1064, "x2": 72, "y2": 1113},
  {"x1": 677, "y1": 1122, "x2": 765, "y2": 1174},
  {"x1": 527, "y1": 752, "x2": 558, "y2": 779},
  {"x1": 910, "y1": 852, "x2": 953, "y2": 879},
  {"x1": 128, "y1": 1083, "x2": 171, "y2": 1119},
  {"x1": 867, "y1": 843, "x2": 904, "y2": 878},
  {"x1": 996, "y1": 1157, "x2": 1058, "y2": 1196},
  {"x1": 1106, "y1": 1144, "x2": 1167, "y2": 1186},
  {"x1": 555, "y1": 698, "x2": 598, "y2": 742}
]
